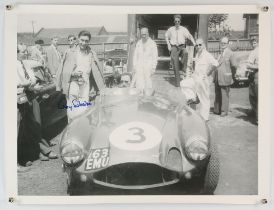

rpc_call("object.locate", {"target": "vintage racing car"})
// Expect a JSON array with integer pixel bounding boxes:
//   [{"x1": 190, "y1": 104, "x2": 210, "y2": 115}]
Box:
[
  {"x1": 231, "y1": 51, "x2": 251, "y2": 87},
  {"x1": 59, "y1": 88, "x2": 219, "y2": 195}
]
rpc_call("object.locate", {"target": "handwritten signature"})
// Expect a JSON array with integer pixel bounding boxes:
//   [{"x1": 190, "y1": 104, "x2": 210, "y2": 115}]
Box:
[{"x1": 58, "y1": 99, "x2": 92, "y2": 111}]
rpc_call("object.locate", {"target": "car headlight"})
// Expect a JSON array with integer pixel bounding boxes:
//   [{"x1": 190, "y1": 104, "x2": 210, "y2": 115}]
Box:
[
  {"x1": 185, "y1": 135, "x2": 208, "y2": 161},
  {"x1": 61, "y1": 142, "x2": 84, "y2": 165}
]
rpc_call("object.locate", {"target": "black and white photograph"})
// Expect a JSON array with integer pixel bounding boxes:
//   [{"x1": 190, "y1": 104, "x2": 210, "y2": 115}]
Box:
[{"x1": 4, "y1": 4, "x2": 272, "y2": 204}]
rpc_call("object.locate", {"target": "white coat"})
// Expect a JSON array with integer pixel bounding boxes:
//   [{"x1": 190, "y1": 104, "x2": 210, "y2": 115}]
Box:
[
  {"x1": 132, "y1": 38, "x2": 158, "y2": 92},
  {"x1": 193, "y1": 49, "x2": 218, "y2": 120}
]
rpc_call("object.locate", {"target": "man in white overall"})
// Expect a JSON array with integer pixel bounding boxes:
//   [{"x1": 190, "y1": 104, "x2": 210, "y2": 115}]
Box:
[
  {"x1": 181, "y1": 38, "x2": 218, "y2": 121},
  {"x1": 132, "y1": 27, "x2": 158, "y2": 94},
  {"x1": 193, "y1": 39, "x2": 219, "y2": 121}
]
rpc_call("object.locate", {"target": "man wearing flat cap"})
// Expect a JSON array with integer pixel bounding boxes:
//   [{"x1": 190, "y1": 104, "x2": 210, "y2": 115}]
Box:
[{"x1": 165, "y1": 14, "x2": 196, "y2": 87}]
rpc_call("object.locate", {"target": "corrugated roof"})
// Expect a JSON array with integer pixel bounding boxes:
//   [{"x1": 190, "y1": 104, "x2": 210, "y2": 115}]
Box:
[
  {"x1": 18, "y1": 32, "x2": 128, "y2": 49},
  {"x1": 105, "y1": 49, "x2": 128, "y2": 58},
  {"x1": 38, "y1": 33, "x2": 127, "y2": 45},
  {"x1": 113, "y1": 35, "x2": 128, "y2": 43},
  {"x1": 36, "y1": 26, "x2": 108, "y2": 39},
  {"x1": 108, "y1": 32, "x2": 128, "y2": 35}
]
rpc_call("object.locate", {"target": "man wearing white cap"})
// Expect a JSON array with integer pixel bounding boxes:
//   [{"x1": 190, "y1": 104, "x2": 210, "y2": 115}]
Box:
[{"x1": 132, "y1": 27, "x2": 158, "y2": 93}]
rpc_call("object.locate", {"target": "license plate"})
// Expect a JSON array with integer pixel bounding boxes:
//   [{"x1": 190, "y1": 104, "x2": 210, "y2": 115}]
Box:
[{"x1": 85, "y1": 148, "x2": 110, "y2": 171}]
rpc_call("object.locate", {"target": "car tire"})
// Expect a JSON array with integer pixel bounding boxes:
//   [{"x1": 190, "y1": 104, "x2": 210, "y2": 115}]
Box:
[
  {"x1": 66, "y1": 172, "x2": 85, "y2": 195},
  {"x1": 202, "y1": 142, "x2": 220, "y2": 195},
  {"x1": 67, "y1": 173, "x2": 94, "y2": 195},
  {"x1": 67, "y1": 174, "x2": 78, "y2": 195},
  {"x1": 231, "y1": 80, "x2": 239, "y2": 88}
]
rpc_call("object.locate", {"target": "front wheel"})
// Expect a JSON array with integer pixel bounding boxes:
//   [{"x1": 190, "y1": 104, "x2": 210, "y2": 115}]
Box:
[
  {"x1": 66, "y1": 172, "x2": 94, "y2": 195},
  {"x1": 66, "y1": 173, "x2": 80, "y2": 195},
  {"x1": 202, "y1": 143, "x2": 220, "y2": 194}
]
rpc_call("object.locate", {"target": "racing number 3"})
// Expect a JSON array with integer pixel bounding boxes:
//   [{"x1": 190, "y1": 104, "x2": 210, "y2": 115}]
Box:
[{"x1": 126, "y1": 127, "x2": 146, "y2": 143}]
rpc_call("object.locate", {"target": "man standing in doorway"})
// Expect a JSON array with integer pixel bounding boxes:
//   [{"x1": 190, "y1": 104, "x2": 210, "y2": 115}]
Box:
[
  {"x1": 165, "y1": 14, "x2": 196, "y2": 87},
  {"x1": 132, "y1": 27, "x2": 158, "y2": 93},
  {"x1": 46, "y1": 36, "x2": 62, "y2": 78},
  {"x1": 213, "y1": 36, "x2": 236, "y2": 117}
]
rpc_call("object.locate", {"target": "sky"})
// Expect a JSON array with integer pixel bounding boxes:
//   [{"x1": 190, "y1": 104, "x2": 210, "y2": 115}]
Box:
[
  {"x1": 17, "y1": 14, "x2": 245, "y2": 33},
  {"x1": 226, "y1": 14, "x2": 246, "y2": 30},
  {"x1": 17, "y1": 14, "x2": 128, "y2": 33}
]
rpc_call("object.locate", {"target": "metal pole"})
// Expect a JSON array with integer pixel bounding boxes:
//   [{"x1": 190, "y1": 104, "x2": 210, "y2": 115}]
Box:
[
  {"x1": 31, "y1": 21, "x2": 35, "y2": 37},
  {"x1": 103, "y1": 42, "x2": 106, "y2": 61},
  {"x1": 127, "y1": 14, "x2": 137, "y2": 72},
  {"x1": 103, "y1": 42, "x2": 105, "y2": 70},
  {"x1": 198, "y1": 14, "x2": 209, "y2": 48}
]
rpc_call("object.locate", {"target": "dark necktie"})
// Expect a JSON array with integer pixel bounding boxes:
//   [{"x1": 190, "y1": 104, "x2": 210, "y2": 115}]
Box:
[
  {"x1": 218, "y1": 51, "x2": 224, "y2": 63},
  {"x1": 176, "y1": 30, "x2": 179, "y2": 46},
  {"x1": 20, "y1": 60, "x2": 30, "y2": 79}
]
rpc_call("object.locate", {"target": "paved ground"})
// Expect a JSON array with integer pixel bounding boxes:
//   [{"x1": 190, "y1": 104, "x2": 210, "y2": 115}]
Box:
[{"x1": 18, "y1": 73, "x2": 258, "y2": 195}]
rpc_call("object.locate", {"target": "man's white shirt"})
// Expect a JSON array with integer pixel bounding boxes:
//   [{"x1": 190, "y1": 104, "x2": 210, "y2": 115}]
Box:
[
  {"x1": 194, "y1": 49, "x2": 219, "y2": 78},
  {"x1": 165, "y1": 26, "x2": 193, "y2": 46}
]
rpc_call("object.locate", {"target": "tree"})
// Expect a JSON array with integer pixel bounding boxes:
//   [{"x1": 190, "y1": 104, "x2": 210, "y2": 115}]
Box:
[{"x1": 208, "y1": 14, "x2": 229, "y2": 33}]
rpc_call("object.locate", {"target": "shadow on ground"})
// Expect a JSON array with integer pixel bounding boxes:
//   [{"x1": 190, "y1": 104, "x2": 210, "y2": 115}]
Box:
[
  {"x1": 209, "y1": 106, "x2": 257, "y2": 126},
  {"x1": 233, "y1": 107, "x2": 257, "y2": 125}
]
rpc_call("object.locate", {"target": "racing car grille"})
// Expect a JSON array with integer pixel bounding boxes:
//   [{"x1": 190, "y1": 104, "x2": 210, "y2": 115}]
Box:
[{"x1": 93, "y1": 163, "x2": 180, "y2": 189}]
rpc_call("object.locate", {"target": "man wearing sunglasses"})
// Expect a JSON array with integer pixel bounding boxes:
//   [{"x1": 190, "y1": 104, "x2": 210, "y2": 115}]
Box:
[
  {"x1": 190, "y1": 38, "x2": 218, "y2": 121},
  {"x1": 56, "y1": 30, "x2": 105, "y2": 121},
  {"x1": 67, "y1": 34, "x2": 77, "y2": 49},
  {"x1": 63, "y1": 35, "x2": 78, "y2": 58},
  {"x1": 165, "y1": 14, "x2": 196, "y2": 87}
]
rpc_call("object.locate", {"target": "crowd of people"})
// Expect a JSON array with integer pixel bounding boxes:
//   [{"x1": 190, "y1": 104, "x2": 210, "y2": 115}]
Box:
[
  {"x1": 165, "y1": 14, "x2": 258, "y2": 123},
  {"x1": 17, "y1": 30, "x2": 122, "y2": 172},
  {"x1": 17, "y1": 14, "x2": 258, "y2": 172},
  {"x1": 17, "y1": 43, "x2": 58, "y2": 172}
]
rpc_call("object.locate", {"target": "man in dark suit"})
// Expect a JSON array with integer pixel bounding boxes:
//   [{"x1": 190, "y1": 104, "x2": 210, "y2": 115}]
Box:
[
  {"x1": 45, "y1": 36, "x2": 62, "y2": 77},
  {"x1": 213, "y1": 37, "x2": 236, "y2": 117}
]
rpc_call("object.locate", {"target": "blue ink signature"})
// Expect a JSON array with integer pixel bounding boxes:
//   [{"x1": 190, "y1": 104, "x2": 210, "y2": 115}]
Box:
[{"x1": 58, "y1": 99, "x2": 92, "y2": 111}]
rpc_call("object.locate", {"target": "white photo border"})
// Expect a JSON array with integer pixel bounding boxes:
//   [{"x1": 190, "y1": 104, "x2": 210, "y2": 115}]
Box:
[{"x1": 4, "y1": 4, "x2": 271, "y2": 204}]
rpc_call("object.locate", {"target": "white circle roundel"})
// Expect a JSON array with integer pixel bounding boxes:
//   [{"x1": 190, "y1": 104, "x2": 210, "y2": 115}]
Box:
[{"x1": 109, "y1": 121, "x2": 162, "y2": 151}]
